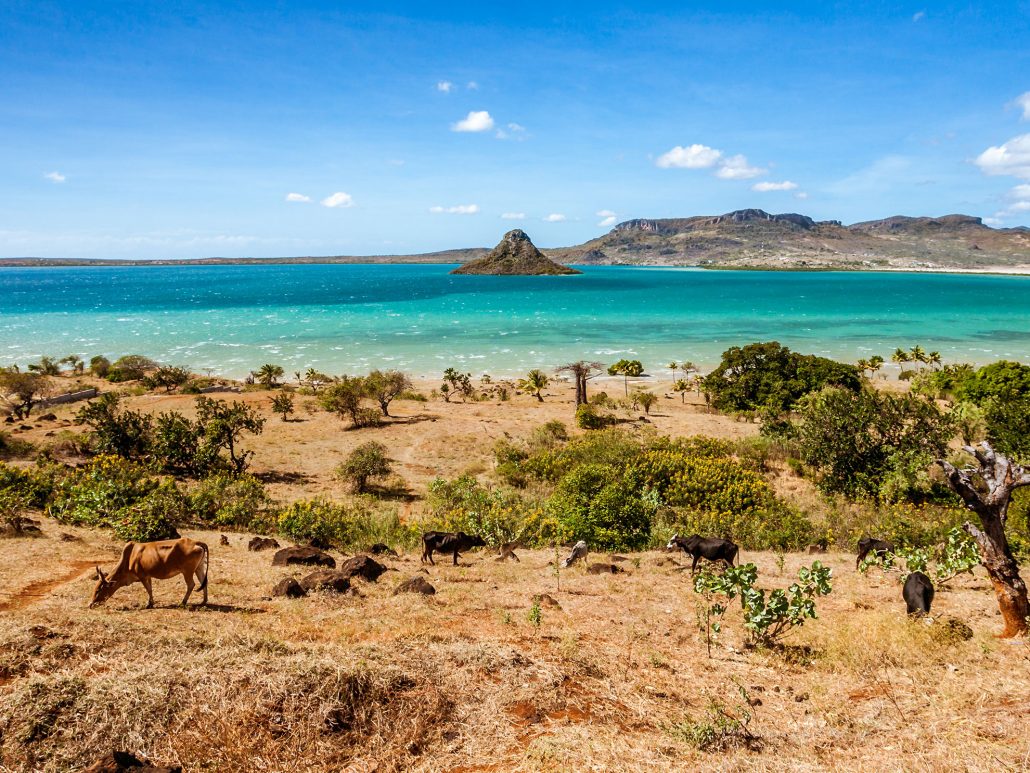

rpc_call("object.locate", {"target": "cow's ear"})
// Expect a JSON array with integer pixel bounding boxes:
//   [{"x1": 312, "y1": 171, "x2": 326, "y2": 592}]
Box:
[{"x1": 95, "y1": 566, "x2": 106, "y2": 582}]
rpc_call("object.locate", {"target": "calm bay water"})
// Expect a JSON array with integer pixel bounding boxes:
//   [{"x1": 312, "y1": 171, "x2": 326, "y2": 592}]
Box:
[{"x1": 2, "y1": 264, "x2": 1030, "y2": 378}]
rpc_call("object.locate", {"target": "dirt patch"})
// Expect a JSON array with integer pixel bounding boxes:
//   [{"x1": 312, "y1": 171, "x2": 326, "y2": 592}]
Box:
[{"x1": 0, "y1": 560, "x2": 101, "y2": 612}]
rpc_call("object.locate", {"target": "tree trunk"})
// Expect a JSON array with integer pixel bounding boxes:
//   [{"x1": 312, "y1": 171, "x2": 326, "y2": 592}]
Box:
[{"x1": 938, "y1": 443, "x2": 1030, "y2": 637}]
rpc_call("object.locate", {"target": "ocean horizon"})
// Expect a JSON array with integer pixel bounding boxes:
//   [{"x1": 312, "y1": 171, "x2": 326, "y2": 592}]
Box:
[{"x1": 3, "y1": 263, "x2": 1030, "y2": 379}]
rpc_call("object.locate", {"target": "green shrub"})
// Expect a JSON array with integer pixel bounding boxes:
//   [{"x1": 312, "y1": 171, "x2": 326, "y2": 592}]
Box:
[
  {"x1": 48, "y1": 455, "x2": 159, "y2": 529},
  {"x1": 276, "y1": 498, "x2": 356, "y2": 546},
  {"x1": 0, "y1": 461, "x2": 56, "y2": 509},
  {"x1": 337, "y1": 442, "x2": 392, "y2": 493},
  {"x1": 187, "y1": 473, "x2": 273, "y2": 530},
  {"x1": 575, "y1": 403, "x2": 609, "y2": 429},
  {"x1": 820, "y1": 499, "x2": 966, "y2": 551},
  {"x1": 112, "y1": 483, "x2": 182, "y2": 541},
  {"x1": 426, "y1": 476, "x2": 547, "y2": 546},
  {"x1": 546, "y1": 464, "x2": 655, "y2": 550}
]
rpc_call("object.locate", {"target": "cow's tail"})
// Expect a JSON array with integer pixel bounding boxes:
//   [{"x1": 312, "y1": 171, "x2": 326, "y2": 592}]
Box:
[{"x1": 197, "y1": 541, "x2": 210, "y2": 590}]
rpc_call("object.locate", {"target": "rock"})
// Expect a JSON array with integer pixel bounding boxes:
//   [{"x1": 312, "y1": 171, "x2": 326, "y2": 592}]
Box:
[
  {"x1": 806, "y1": 543, "x2": 827, "y2": 554},
  {"x1": 450, "y1": 229, "x2": 581, "y2": 276},
  {"x1": 38, "y1": 413, "x2": 58, "y2": 421},
  {"x1": 248, "y1": 536, "x2": 281, "y2": 552},
  {"x1": 368, "y1": 542, "x2": 398, "y2": 557},
  {"x1": 394, "y1": 576, "x2": 436, "y2": 595},
  {"x1": 271, "y1": 546, "x2": 335, "y2": 568},
  {"x1": 586, "y1": 563, "x2": 623, "y2": 575},
  {"x1": 0, "y1": 517, "x2": 43, "y2": 538},
  {"x1": 59, "y1": 532, "x2": 80, "y2": 542},
  {"x1": 338, "y1": 555, "x2": 388, "y2": 582},
  {"x1": 82, "y1": 750, "x2": 181, "y2": 773},
  {"x1": 271, "y1": 578, "x2": 307, "y2": 598},
  {"x1": 219, "y1": 534, "x2": 230, "y2": 546},
  {"x1": 299, "y1": 571, "x2": 351, "y2": 594},
  {"x1": 533, "y1": 593, "x2": 562, "y2": 610}
]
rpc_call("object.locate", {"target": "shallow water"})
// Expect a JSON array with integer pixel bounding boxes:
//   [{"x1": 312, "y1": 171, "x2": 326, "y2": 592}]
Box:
[{"x1": 2, "y1": 264, "x2": 1029, "y2": 377}]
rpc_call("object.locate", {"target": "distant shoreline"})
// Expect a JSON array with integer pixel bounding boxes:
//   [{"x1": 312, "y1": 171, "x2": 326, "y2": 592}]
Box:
[{"x1": 3, "y1": 258, "x2": 1030, "y2": 278}]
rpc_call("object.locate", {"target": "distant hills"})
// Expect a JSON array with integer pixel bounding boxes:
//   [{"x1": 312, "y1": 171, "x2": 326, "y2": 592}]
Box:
[
  {"x1": 548, "y1": 210, "x2": 1030, "y2": 271},
  {"x1": 451, "y1": 229, "x2": 580, "y2": 275},
  {"x1": 2, "y1": 209, "x2": 1028, "y2": 272}
]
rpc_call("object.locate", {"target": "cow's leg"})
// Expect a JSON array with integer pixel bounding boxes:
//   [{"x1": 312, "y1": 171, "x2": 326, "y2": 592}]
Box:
[
  {"x1": 141, "y1": 577, "x2": 155, "y2": 609},
  {"x1": 195, "y1": 566, "x2": 208, "y2": 606},
  {"x1": 180, "y1": 571, "x2": 195, "y2": 606},
  {"x1": 427, "y1": 549, "x2": 435, "y2": 566},
  {"x1": 453, "y1": 550, "x2": 459, "y2": 566},
  {"x1": 691, "y1": 555, "x2": 700, "y2": 574}
]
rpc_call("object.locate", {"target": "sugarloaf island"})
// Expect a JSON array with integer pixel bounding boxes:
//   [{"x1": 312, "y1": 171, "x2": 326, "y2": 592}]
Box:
[{"x1": 450, "y1": 229, "x2": 580, "y2": 275}]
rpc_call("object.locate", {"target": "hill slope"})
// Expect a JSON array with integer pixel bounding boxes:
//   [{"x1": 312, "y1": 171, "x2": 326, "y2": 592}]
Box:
[{"x1": 451, "y1": 229, "x2": 580, "y2": 275}]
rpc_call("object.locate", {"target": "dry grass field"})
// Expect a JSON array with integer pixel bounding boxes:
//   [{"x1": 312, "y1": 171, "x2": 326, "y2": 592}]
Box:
[
  {"x1": 1, "y1": 522, "x2": 1029, "y2": 772},
  {"x1": 3, "y1": 375, "x2": 1029, "y2": 771}
]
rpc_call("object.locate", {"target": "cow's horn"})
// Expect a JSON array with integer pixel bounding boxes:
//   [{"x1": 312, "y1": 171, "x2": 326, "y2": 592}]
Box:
[{"x1": 95, "y1": 565, "x2": 105, "y2": 581}]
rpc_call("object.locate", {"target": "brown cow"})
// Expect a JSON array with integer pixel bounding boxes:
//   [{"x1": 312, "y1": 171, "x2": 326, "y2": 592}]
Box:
[{"x1": 90, "y1": 537, "x2": 209, "y2": 609}]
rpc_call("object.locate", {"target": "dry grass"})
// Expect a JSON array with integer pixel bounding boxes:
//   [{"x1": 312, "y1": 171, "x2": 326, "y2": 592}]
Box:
[{"x1": 1, "y1": 521, "x2": 1028, "y2": 772}]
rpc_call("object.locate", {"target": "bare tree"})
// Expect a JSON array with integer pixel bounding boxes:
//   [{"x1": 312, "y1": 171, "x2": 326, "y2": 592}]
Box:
[
  {"x1": 555, "y1": 361, "x2": 603, "y2": 406},
  {"x1": 937, "y1": 441, "x2": 1029, "y2": 637}
]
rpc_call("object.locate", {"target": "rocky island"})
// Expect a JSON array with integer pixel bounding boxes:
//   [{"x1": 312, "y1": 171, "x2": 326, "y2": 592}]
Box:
[{"x1": 450, "y1": 229, "x2": 581, "y2": 275}]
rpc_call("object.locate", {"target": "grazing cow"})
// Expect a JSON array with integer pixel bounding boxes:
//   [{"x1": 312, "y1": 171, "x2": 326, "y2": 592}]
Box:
[
  {"x1": 90, "y1": 537, "x2": 209, "y2": 609},
  {"x1": 420, "y1": 531, "x2": 487, "y2": 566},
  {"x1": 667, "y1": 534, "x2": 739, "y2": 573},
  {"x1": 561, "y1": 540, "x2": 588, "y2": 568},
  {"x1": 903, "y1": 572, "x2": 935, "y2": 616},
  {"x1": 856, "y1": 536, "x2": 895, "y2": 569}
]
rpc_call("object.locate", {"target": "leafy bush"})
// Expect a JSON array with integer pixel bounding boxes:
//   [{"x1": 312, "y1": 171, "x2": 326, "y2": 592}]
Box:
[
  {"x1": 337, "y1": 442, "x2": 392, "y2": 493},
  {"x1": 77, "y1": 394, "x2": 154, "y2": 459},
  {"x1": 426, "y1": 475, "x2": 549, "y2": 546},
  {"x1": 704, "y1": 341, "x2": 860, "y2": 414},
  {"x1": 0, "y1": 461, "x2": 56, "y2": 509},
  {"x1": 187, "y1": 473, "x2": 273, "y2": 530},
  {"x1": 694, "y1": 561, "x2": 833, "y2": 647},
  {"x1": 276, "y1": 499, "x2": 356, "y2": 546},
  {"x1": 546, "y1": 464, "x2": 655, "y2": 550},
  {"x1": 787, "y1": 386, "x2": 953, "y2": 501},
  {"x1": 575, "y1": 403, "x2": 610, "y2": 429},
  {"x1": 106, "y1": 354, "x2": 157, "y2": 382},
  {"x1": 47, "y1": 455, "x2": 160, "y2": 530},
  {"x1": 112, "y1": 483, "x2": 182, "y2": 541},
  {"x1": 821, "y1": 499, "x2": 966, "y2": 551},
  {"x1": 665, "y1": 500, "x2": 814, "y2": 551}
]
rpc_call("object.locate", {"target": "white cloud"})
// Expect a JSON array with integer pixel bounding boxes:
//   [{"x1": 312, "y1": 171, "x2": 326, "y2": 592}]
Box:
[
  {"x1": 44, "y1": 171, "x2": 66, "y2": 183},
  {"x1": 655, "y1": 144, "x2": 723, "y2": 169},
  {"x1": 715, "y1": 154, "x2": 765, "y2": 180},
  {"x1": 452, "y1": 110, "x2": 494, "y2": 132},
  {"x1": 984, "y1": 216, "x2": 1003, "y2": 226},
  {"x1": 1011, "y1": 183, "x2": 1030, "y2": 199},
  {"x1": 436, "y1": 81, "x2": 454, "y2": 93},
  {"x1": 596, "y1": 209, "x2": 616, "y2": 217},
  {"x1": 544, "y1": 213, "x2": 567, "y2": 223},
  {"x1": 495, "y1": 122, "x2": 527, "y2": 140},
  {"x1": 975, "y1": 134, "x2": 1030, "y2": 179},
  {"x1": 794, "y1": 191, "x2": 810, "y2": 200},
  {"x1": 1016, "y1": 92, "x2": 1030, "y2": 121},
  {"x1": 988, "y1": 183, "x2": 1030, "y2": 222},
  {"x1": 912, "y1": 10, "x2": 925, "y2": 21},
  {"x1": 467, "y1": 81, "x2": 479, "y2": 90},
  {"x1": 285, "y1": 192, "x2": 311, "y2": 203},
  {"x1": 430, "y1": 204, "x2": 479, "y2": 215},
  {"x1": 321, "y1": 192, "x2": 354, "y2": 208},
  {"x1": 501, "y1": 212, "x2": 526, "y2": 220},
  {"x1": 598, "y1": 216, "x2": 617, "y2": 227},
  {"x1": 751, "y1": 180, "x2": 798, "y2": 192}
]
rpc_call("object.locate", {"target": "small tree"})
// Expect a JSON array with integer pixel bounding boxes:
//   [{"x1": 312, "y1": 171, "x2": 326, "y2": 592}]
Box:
[
  {"x1": 320, "y1": 377, "x2": 379, "y2": 428},
  {"x1": 301, "y1": 367, "x2": 334, "y2": 393},
  {"x1": 27, "y1": 357, "x2": 61, "y2": 376},
  {"x1": 108, "y1": 354, "x2": 157, "y2": 382},
  {"x1": 938, "y1": 442, "x2": 1030, "y2": 637},
  {"x1": 442, "y1": 368, "x2": 474, "y2": 403},
  {"x1": 89, "y1": 355, "x2": 111, "y2": 378},
  {"x1": 77, "y1": 393, "x2": 154, "y2": 458},
  {"x1": 146, "y1": 365, "x2": 191, "y2": 393},
  {"x1": 0, "y1": 369, "x2": 51, "y2": 420},
  {"x1": 673, "y1": 379, "x2": 691, "y2": 403},
  {"x1": 632, "y1": 390, "x2": 659, "y2": 415},
  {"x1": 271, "y1": 391, "x2": 295, "y2": 421},
  {"x1": 194, "y1": 397, "x2": 266, "y2": 475},
  {"x1": 667, "y1": 361, "x2": 678, "y2": 381},
  {"x1": 518, "y1": 369, "x2": 550, "y2": 402},
  {"x1": 60, "y1": 355, "x2": 85, "y2": 375},
  {"x1": 608, "y1": 359, "x2": 644, "y2": 396},
  {"x1": 254, "y1": 364, "x2": 284, "y2": 389},
  {"x1": 556, "y1": 361, "x2": 604, "y2": 406},
  {"x1": 364, "y1": 369, "x2": 412, "y2": 417},
  {"x1": 337, "y1": 441, "x2": 392, "y2": 493}
]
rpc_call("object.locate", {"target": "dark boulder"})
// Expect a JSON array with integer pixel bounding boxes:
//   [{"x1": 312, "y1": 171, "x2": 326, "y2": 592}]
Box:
[
  {"x1": 394, "y1": 576, "x2": 436, "y2": 595},
  {"x1": 248, "y1": 536, "x2": 280, "y2": 552},
  {"x1": 368, "y1": 542, "x2": 398, "y2": 557},
  {"x1": 271, "y1": 546, "x2": 335, "y2": 568},
  {"x1": 586, "y1": 563, "x2": 623, "y2": 575},
  {"x1": 299, "y1": 571, "x2": 351, "y2": 594},
  {"x1": 338, "y1": 555, "x2": 388, "y2": 582},
  {"x1": 271, "y1": 578, "x2": 307, "y2": 598}
]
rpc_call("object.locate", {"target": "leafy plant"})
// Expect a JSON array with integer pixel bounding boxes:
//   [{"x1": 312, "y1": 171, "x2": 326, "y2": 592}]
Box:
[
  {"x1": 694, "y1": 561, "x2": 833, "y2": 648},
  {"x1": 337, "y1": 441, "x2": 392, "y2": 493},
  {"x1": 270, "y1": 391, "x2": 295, "y2": 421}
]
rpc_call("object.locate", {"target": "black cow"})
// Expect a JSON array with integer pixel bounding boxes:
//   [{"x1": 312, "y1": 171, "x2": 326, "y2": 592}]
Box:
[
  {"x1": 667, "y1": 534, "x2": 739, "y2": 573},
  {"x1": 856, "y1": 536, "x2": 895, "y2": 569},
  {"x1": 903, "y1": 571, "x2": 934, "y2": 616},
  {"x1": 421, "y1": 531, "x2": 487, "y2": 566}
]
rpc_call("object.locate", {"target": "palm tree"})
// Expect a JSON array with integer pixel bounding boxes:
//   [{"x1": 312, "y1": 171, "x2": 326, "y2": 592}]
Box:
[
  {"x1": 868, "y1": 355, "x2": 884, "y2": 376},
  {"x1": 518, "y1": 369, "x2": 550, "y2": 402},
  {"x1": 909, "y1": 345, "x2": 927, "y2": 370},
  {"x1": 928, "y1": 351, "x2": 942, "y2": 370},
  {"x1": 856, "y1": 358, "x2": 870, "y2": 377},
  {"x1": 667, "y1": 361, "x2": 678, "y2": 382},
  {"x1": 681, "y1": 361, "x2": 697, "y2": 378},
  {"x1": 60, "y1": 355, "x2": 84, "y2": 375},
  {"x1": 891, "y1": 348, "x2": 910, "y2": 367},
  {"x1": 255, "y1": 363, "x2": 284, "y2": 389}
]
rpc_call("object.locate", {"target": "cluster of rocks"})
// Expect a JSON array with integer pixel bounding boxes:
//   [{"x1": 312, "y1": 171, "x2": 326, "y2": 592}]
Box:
[{"x1": 268, "y1": 545, "x2": 436, "y2": 598}]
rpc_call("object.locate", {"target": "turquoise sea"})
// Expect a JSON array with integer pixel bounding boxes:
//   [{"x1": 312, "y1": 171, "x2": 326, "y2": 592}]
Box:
[{"x1": 2, "y1": 264, "x2": 1030, "y2": 378}]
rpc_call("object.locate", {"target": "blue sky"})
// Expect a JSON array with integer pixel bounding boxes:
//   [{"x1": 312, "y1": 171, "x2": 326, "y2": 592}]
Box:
[{"x1": 1, "y1": 1, "x2": 1029, "y2": 259}]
